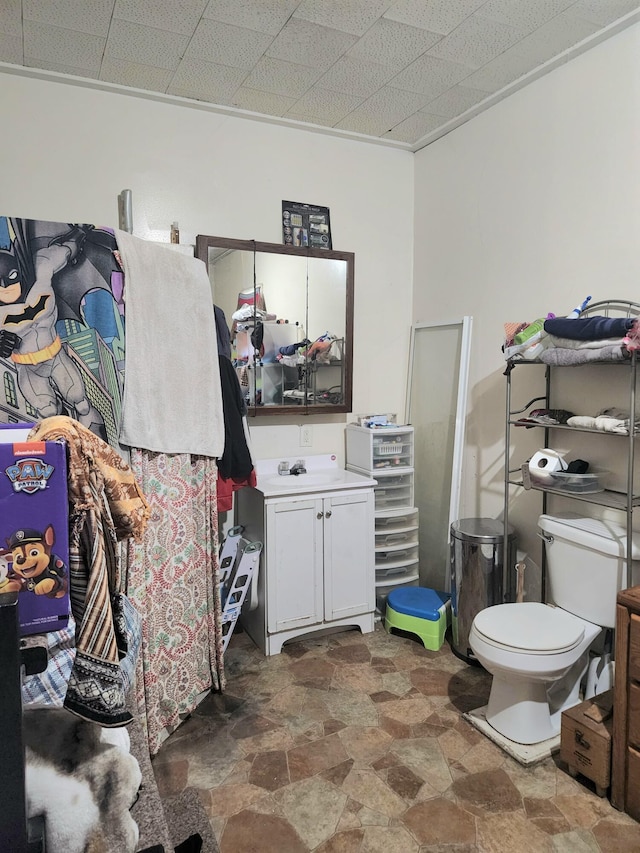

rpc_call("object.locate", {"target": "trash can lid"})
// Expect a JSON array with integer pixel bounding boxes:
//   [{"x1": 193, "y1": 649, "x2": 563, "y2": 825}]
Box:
[
  {"x1": 451, "y1": 518, "x2": 515, "y2": 543},
  {"x1": 387, "y1": 587, "x2": 450, "y2": 621}
]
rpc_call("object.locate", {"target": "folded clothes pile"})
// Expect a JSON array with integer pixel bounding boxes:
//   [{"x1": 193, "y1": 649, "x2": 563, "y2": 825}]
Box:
[
  {"x1": 514, "y1": 408, "x2": 574, "y2": 428},
  {"x1": 515, "y1": 405, "x2": 638, "y2": 435}
]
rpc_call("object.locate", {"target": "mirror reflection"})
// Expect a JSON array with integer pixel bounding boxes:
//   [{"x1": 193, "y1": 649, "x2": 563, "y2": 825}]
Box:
[{"x1": 196, "y1": 237, "x2": 353, "y2": 415}]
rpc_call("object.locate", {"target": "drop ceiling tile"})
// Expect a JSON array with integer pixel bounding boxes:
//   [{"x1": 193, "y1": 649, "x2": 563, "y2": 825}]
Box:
[
  {"x1": 222, "y1": 87, "x2": 298, "y2": 115},
  {"x1": 384, "y1": 0, "x2": 487, "y2": 35},
  {"x1": 318, "y1": 56, "x2": 396, "y2": 99},
  {"x1": 23, "y1": 21, "x2": 105, "y2": 72},
  {"x1": 285, "y1": 87, "x2": 363, "y2": 123},
  {"x1": 23, "y1": 0, "x2": 115, "y2": 38},
  {"x1": 0, "y1": 32, "x2": 23, "y2": 63},
  {"x1": 105, "y1": 20, "x2": 190, "y2": 71},
  {"x1": 567, "y1": 0, "x2": 640, "y2": 26},
  {"x1": 114, "y1": 0, "x2": 207, "y2": 37},
  {"x1": 509, "y1": 11, "x2": 601, "y2": 66},
  {"x1": 390, "y1": 54, "x2": 473, "y2": 97},
  {"x1": 243, "y1": 56, "x2": 323, "y2": 98},
  {"x1": 185, "y1": 18, "x2": 273, "y2": 69},
  {"x1": 203, "y1": 0, "x2": 299, "y2": 36},
  {"x1": 347, "y1": 18, "x2": 443, "y2": 70},
  {"x1": 462, "y1": 44, "x2": 543, "y2": 92},
  {"x1": 335, "y1": 85, "x2": 430, "y2": 136},
  {"x1": 267, "y1": 18, "x2": 358, "y2": 69},
  {"x1": 24, "y1": 55, "x2": 100, "y2": 78},
  {"x1": 427, "y1": 14, "x2": 532, "y2": 68},
  {"x1": 1, "y1": 0, "x2": 22, "y2": 37},
  {"x1": 167, "y1": 58, "x2": 247, "y2": 101},
  {"x1": 334, "y1": 110, "x2": 398, "y2": 137},
  {"x1": 383, "y1": 110, "x2": 444, "y2": 143},
  {"x1": 100, "y1": 56, "x2": 174, "y2": 91},
  {"x1": 293, "y1": 0, "x2": 391, "y2": 37},
  {"x1": 480, "y1": 0, "x2": 575, "y2": 32},
  {"x1": 423, "y1": 83, "x2": 488, "y2": 117}
]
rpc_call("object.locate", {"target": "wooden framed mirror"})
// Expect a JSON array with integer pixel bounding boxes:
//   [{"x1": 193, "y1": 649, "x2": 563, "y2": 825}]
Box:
[{"x1": 196, "y1": 235, "x2": 354, "y2": 416}]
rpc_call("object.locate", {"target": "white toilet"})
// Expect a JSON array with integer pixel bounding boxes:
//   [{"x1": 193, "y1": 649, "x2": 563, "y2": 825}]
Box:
[{"x1": 469, "y1": 513, "x2": 640, "y2": 745}]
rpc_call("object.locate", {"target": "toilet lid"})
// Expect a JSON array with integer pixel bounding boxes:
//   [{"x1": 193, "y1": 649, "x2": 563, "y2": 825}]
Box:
[{"x1": 473, "y1": 602, "x2": 585, "y2": 654}]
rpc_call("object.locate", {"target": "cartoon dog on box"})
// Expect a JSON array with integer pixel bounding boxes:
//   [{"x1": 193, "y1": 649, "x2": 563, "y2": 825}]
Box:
[
  {"x1": 6, "y1": 526, "x2": 68, "y2": 598},
  {"x1": 0, "y1": 549, "x2": 22, "y2": 594}
]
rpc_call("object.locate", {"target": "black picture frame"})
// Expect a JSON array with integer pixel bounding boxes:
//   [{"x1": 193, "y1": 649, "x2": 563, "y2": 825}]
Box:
[{"x1": 282, "y1": 200, "x2": 332, "y2": 250}]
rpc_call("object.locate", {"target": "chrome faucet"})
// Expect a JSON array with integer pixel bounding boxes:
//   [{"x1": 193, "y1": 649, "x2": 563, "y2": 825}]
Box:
[
  {"x1": 290, "y1": 459, "x2": 307, "y2": 475},
  {"x1": 278, "y1": 461, "x2": 290, "y2": 476}
]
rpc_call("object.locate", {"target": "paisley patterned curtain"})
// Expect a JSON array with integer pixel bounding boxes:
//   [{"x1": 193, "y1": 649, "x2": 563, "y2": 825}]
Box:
[{"x1": 126, "y1": 449, "x2": 225, "y2": 755}]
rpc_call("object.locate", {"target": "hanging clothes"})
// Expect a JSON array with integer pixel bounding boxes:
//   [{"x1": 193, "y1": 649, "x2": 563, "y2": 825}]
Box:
[
  {"x1": 27, "y1": 416, "x2": 149, "y2": 726},
  {"x1": 217, "y1": 354, "x2": 256, "y2": 513},
  {"x1": 127, "y1": 449, "x2": 225, "y2": 755}
]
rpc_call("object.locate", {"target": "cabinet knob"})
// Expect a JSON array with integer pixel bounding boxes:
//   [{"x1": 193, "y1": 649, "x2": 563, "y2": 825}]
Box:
[
  {"x1": 325, "y1": 510, "x2": 332, "y2": 518},
  {"x1": 317, "y1": 511, "x2": 324, "y2": 519}
]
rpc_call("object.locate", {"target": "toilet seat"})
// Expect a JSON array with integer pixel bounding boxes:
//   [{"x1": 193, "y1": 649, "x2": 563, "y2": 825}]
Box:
[{"x1": 473, "y1": 602, "x2": 585, "y2": 655}]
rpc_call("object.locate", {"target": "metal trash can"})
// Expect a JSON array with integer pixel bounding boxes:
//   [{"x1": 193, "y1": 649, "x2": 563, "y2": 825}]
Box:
[{"x1": 449, "y1": 518, "x2": 516, "y2": 663}]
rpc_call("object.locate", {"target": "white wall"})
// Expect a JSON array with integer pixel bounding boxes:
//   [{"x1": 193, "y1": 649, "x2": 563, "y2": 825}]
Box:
[
  {"x1": 2, "y1": 72, "x2": 414, "y2": 463},
  {"x1": 413, "y1": 23, "x2": 640, "y2": 591}
]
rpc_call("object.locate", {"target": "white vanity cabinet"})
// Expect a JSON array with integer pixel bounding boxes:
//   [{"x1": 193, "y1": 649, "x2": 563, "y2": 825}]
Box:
[{"x1": 237, "y1": 483, "x2": 375, "y2": 655}]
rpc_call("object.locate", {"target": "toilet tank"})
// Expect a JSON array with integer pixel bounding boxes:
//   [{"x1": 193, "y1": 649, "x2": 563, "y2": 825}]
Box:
[{"x1": 538, "y1": 513, "x2": 640, "y2": 628}]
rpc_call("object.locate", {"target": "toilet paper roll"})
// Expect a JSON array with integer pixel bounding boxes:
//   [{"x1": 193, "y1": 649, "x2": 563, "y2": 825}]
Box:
[{"x1": 528, "y1": 449, "x2": 568, "y2": 484}]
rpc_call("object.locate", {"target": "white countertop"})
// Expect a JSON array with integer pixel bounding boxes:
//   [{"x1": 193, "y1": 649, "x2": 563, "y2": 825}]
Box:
[{"x1": 253, "y1": 454, "x2": 377, "y2": 497}]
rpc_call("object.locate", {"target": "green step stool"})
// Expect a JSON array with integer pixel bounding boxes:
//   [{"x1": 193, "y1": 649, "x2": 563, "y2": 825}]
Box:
[{"x1": 385, "y1": 587, "x2": 451, "y2": 651}]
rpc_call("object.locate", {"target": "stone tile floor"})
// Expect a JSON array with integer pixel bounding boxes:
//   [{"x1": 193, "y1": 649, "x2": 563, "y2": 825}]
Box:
[{"x1": 151, "y1": 624, "x2": 640, "y2": 852}]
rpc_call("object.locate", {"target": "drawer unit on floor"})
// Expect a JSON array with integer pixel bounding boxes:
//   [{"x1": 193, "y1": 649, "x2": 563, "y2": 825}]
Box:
[
  {"x1": 612, "y1": 585, "x2": 640, "y2": 819},
  {"x1": 347, "y1": 426, "x2": 420, "y2": 615}
]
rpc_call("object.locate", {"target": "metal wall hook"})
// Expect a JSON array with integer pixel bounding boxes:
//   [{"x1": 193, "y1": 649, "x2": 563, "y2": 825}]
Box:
[{"x1": 117, "y1": 189, "x2": 133, "y2": 232}]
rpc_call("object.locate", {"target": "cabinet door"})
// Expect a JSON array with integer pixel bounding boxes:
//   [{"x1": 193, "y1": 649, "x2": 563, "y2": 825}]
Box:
[
  {"x1": 266, "y1": 498, "x2": 323, "y2": 633},
  {"x1": 323, "y1": 490, "x2": 375, "y2": 621}
]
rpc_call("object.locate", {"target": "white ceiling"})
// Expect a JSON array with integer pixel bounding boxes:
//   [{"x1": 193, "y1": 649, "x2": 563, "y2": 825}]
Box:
[{"x1": 2, "y1": 0, "x2": 639, "y2": 150}]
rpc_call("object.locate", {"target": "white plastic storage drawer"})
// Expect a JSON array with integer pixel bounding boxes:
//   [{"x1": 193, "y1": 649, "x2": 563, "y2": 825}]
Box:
[
  {"x1": 372, "y1": 470, "x2": 414, "y2": 511},
  {"x1": 375, "y1": 543, "x2": 419, "y2": 567},
  {"x1": 375, "y1": 559, "x2": 419, "y2": 585},
  {"x1": 375, "y1": 508, "x2": 419, "y2": 532},
  {"x1": 375, "y1": 575, "x2": 419, "y2": 614},
  {"x1": 375, "y1": 524, "x2": 419, "y2": 549},
  {"x1": 346, "y1": 424, "x2": 414, "y2": 471}
]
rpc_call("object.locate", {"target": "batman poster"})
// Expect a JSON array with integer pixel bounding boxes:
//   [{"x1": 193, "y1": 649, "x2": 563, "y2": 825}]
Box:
[{"x1": 0, "y1": 217, "x2": 125, "y2": 447}]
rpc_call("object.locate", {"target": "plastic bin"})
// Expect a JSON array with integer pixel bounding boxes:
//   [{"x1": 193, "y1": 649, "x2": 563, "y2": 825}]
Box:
[{"x1": 449, "y1": 518, "x2": 516, "y2": 663}]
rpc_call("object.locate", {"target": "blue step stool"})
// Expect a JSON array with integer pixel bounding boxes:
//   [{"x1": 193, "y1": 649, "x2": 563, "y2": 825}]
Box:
[{"x1": 385, "y1": 587, "x2": 451, "y2": 651}]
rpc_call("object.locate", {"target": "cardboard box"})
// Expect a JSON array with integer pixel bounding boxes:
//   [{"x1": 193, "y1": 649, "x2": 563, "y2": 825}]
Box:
[
  {"x1": 0, "y1": 432, "x2": 70, "y2": 636},
  {"x1": 560, "y1": 689, "x2": 613, "y2": 795}
]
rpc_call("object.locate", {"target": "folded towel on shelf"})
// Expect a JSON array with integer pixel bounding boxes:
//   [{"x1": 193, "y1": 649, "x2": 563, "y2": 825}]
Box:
[
  {"x1": 539, "y1": 344, "x2": 629, "y2": 365},
  {"x1": 566, "y1": 414, "x2": 636, "y2": 434},
  {"x1": 115, "y1": 231, "x2": 223, "y2": 457}
]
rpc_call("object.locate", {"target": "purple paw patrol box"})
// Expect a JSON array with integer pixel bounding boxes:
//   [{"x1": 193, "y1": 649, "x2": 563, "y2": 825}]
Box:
[{"x1": 0, "y1": 425, "x2": 70, "y2": 636}]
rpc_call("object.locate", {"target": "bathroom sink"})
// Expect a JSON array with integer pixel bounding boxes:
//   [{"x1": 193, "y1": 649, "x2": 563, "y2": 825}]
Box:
[
  {"x1": 256, "y1": 466, "x2": 376, "y2": 495},
  {"x1": 262, "y1": 471, "x2": 347, "y2": 489}
]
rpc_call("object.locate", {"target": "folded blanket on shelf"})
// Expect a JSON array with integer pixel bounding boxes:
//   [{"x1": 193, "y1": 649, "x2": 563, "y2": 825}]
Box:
[
  {"x1": 539, "y1": 345, "x2": 629, "y2": 365},
  {"x1": 546, "y1": 335, "x2": 625, "y2": 350},
  {"x1": 544, "y1": 316, "x2": 634, "y2": 340}
]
